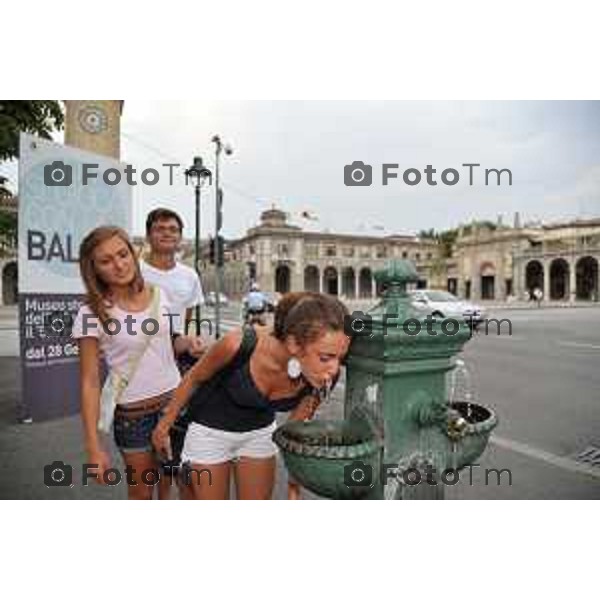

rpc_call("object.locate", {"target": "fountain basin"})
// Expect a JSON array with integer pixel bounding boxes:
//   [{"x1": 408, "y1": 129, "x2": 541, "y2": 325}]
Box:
[
  {"x1": 273, "y1": 420, "x2": 382, "y2": 499},
  {"x1": 446, "y1": 401, "x2": 498, "y2": 470}
]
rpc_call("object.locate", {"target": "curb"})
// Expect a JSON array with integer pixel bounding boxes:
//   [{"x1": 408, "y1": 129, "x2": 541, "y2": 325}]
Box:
[{"x1": 480, "y1": 303, "x2": 600, "y2": 311}]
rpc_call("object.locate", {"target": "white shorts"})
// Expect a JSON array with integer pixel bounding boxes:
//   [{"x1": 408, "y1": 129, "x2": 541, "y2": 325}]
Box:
[{"x1": 181, "y1": 421, "x2": 278, "y2": 465}]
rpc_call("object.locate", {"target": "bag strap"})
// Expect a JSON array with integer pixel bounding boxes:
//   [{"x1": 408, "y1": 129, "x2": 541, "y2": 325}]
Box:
[
  {"x1": 112, "y1": 285, "x2": 161, "y2": 402},
  {"x1": 203, "y1": 325, "x2": 257, "y2": 387},
  {"x1": 221, "y1": 325, "x2": 257, "y2": 377}
]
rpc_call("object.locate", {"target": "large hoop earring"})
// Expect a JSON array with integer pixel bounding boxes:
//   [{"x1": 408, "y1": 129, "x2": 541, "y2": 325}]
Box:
[{"x1": 287, "y1": 357, "x2": 302, "y2": 380}]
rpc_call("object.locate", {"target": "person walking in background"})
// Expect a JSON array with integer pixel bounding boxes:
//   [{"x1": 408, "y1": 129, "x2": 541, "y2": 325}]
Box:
[
  {"x1": 242, "y1": 282, "x2": 268, "y2": 326},
  {"x1": 72, "y1": 226, "x2": 181, "y2": 500}
]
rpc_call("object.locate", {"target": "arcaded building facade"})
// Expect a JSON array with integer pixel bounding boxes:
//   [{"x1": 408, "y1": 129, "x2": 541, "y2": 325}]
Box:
[
  {"x1": 216, "y1": 209, "x2": 600, "y2": 303},
  {"x1": 223, "y1": 209, "x2": 442, "y2": 299},
  {"x1": 441, "y1": 215, "x2": 599, "y2": 302}
]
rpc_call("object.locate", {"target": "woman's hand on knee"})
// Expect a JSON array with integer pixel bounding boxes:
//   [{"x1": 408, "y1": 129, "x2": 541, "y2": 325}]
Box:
[{"x1": 152, "y1": 419, "x2": 173, "y2": 460}]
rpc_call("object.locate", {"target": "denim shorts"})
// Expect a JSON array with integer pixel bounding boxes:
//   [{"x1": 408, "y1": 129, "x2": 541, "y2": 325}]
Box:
[
  {"x1": 113, "y1": 392, "x2": 191, "y2": 475},
  {"x1": 113, "y1": 405, "x2": 164, "y2": 454}
]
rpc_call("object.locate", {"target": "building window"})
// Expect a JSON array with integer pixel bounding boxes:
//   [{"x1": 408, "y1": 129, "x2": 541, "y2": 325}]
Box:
[
  {"x1": 325, "y1": 245, "x2": 337, "y2": 257},
  {"x1": 505, "y1": 278, "x2": 513, "y2": 297},
  {"x1": 427, "y1": 252, "x2": 432, "y2": 260},
  {"x1": 343, "y1": 246, "x2": 355, "y2": 258},
  {"x1": 415, "y1": 253, "x2": 421, "y2": 261},
  {"x1": 402, "y1": 250, "x2": 408, "y2": 259},
  {"x1": 376, "y1": 245, "x2": 387, "y2": 259},
  {"x1": 360, "y1": 247, "x2": 371, "y2": 258},
  {"x1": 249, "y1": 244, "x2": 255, "y2": 255},
  {"x1": 305, "y1": 244, "x2": 319, "y2": 259}
]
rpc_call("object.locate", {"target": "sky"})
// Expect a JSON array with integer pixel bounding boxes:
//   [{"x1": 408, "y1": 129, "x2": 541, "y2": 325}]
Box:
[{"x1": 3, "y1": 100, "x2": 600, "y2": 240}]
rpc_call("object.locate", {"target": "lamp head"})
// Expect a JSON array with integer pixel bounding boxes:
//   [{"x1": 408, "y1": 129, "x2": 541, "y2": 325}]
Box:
[{"x1": 185, "y1": 156, "x2": 212, "y2": 185}]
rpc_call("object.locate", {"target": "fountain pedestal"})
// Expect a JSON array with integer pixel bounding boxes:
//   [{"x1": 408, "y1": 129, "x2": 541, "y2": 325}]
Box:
[{"x1": 274, "y1": 260, "x2": 498, "y2": 499}]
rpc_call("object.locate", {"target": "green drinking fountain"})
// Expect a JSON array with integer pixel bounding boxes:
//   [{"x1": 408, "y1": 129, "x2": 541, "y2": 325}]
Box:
[{"x1": 273, "y1": 260, "x2": 498, "y2": 499}]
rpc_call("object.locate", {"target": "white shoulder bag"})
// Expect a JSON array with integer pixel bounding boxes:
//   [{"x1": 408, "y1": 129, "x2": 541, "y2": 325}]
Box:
[{"x1": 98, "y1": 286, "x2": 161, "y2": 433}]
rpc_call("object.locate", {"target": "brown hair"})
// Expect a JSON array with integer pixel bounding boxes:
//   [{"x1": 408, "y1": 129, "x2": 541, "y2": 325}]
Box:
[
  {"x1": 79, "y1": 226, "x2": 144, "y2": 324},
  {"x1": 146, "y1": 208, "x2": 183, "y2": 236},
  {"x1": 273, "y1": 292, "x2": 349, "y2": 345}
]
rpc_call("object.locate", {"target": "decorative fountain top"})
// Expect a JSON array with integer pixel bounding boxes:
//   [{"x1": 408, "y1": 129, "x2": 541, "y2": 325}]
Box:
[
  {"x1": 350, "y1": 260, "x2": 471, "y2": 362},
  {"x1": 369, "y1": 259, "x2": 420, "y2": 321}
]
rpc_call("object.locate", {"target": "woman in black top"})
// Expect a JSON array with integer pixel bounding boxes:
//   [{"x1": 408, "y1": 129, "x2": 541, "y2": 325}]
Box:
[{"x1": 152, "y1": 292, "x2": 350, "y2": 499}]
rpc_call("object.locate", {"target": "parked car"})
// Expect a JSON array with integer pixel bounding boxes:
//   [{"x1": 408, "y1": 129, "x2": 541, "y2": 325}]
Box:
[
  {"x1": 205, "y1": 291, "x2": 229, "y2": 307},
  {"x1": 409, "y1": 289, "x2": 486, "y2": 328}
]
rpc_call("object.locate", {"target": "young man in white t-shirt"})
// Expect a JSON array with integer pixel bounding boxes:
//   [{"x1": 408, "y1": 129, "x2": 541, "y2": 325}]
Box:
[
  {"x1": 140, "y1": 208, "x2": 206, "y2": 354},
  {"x1": 140, "y1": 208, "x2": 206, "y2": 499}
]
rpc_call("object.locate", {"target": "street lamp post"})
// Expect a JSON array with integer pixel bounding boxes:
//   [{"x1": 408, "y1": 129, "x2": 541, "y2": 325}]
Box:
[
  {"x1": 211, "y1": 135, "x2": 233, "y2": 339},
  {"x1": 185, "y1": 156, "x2": 212, "y2": 331}
]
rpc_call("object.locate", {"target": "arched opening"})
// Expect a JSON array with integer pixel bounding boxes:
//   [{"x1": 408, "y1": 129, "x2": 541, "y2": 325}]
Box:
[
  {"x1": 576, "y1": 256, "x2": 599, "y2": 300},
  {"x1": 275, "y1": 265, "x2": 291, "y2": 294},
  {"x1": 480, "y1": 261, "x2": 495, "y2": 300},
  {"x1": 304, "y1": 265, "x2": 319, "y2": 292},
  {"x1": 525, "y1": 260, "x2": 544, "y2": 300},
  {"x1": 359, "y1": 267, "x2": 373, "y2": 298},
  {"x1": 549, "y1": 258, "x2": 569, "y2": 300},
  {"x1": 2, "y1": 262, "x2": 17, "y2": 305},
  {"x1": 322, "y1": 266, "x2": 338, "y2": 296},
  {"x1": 341, "y1": 267, "x2": 356, "y2": 298}
]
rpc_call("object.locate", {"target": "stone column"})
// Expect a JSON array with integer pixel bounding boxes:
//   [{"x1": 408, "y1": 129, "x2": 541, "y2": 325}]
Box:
[
  {"x1": 569, "y1": 261, "x2": 577, "y2": 302},
  {"x1": 291, "y1": 239, "x2": 304, "y2": 292},
  {"x1": 371, "y1": 277, "x2": 376, "y2": 298},
  {"x1": 543, "y1": 261, "x2": 551, "y2": 302},
  {"x1": 290, "y1": 265, "x2": 300, "y2": 293},
  {"x1": 355, "y1": 273, "x2": 360, "y2": 299},
  {"x1": 495, "y1": 275, "x2": 505, "y2": 301},
  {"x1": 471, "y1": 270, "x2": 481, "y2": 301},
  {"x1": 513, "y1": 256, "x2": 522, "y2": 301}
]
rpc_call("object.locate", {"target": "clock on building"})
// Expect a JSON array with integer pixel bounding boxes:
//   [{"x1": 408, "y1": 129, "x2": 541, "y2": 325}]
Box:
[{"x1": 77, "y1": 104, "x2": 109, "y2": 134}]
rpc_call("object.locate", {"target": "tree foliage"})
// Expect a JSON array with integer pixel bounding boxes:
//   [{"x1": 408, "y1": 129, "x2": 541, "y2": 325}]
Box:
[
  {"x1": 0, "y1": 175, "x2": 11, "y2": 200},
  {"x1": 418, "y1": 228, "x2": 436, "y2": 239},
  {"x1": 418, "y1": 220, "x2": 502, "y2": 259},
  {"x1": 0, "y1": 101, "x2": 63, "y2": 251},
  {"x1": 0, "y1": 100, "x2": 64, "y2": 161}
]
